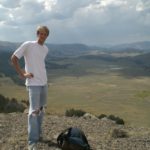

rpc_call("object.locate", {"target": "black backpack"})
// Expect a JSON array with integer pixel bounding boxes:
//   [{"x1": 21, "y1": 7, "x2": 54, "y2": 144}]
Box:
[{"x1": 57, "y1": 127, "x2": 91, "y2": 150}]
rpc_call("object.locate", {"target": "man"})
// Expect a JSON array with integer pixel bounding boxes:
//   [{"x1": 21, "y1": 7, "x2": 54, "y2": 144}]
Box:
[{"x1": 11, "y1": 26, "x2": 49, "y2": 150}]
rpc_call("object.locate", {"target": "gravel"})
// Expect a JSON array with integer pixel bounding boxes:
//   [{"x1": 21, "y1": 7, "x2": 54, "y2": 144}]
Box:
[{"x1": 0, "y1": 113, "x2": 150, "y2": 150}]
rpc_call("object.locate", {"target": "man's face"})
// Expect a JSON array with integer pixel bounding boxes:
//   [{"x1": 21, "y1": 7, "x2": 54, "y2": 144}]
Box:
[{"x1": 37, "y1": 30, "x2": 48, "y2": 44}]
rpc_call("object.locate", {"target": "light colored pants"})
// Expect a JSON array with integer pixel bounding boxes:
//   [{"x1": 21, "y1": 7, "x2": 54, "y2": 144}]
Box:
[{"x1": 27, "y1": 85, "x2": 48, "y2": 145}]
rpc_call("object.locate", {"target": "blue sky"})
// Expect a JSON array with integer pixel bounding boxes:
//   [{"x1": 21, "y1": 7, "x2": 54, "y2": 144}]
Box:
[{"x1": 0, "y1": 0, "x2": 149, "y2": 45}]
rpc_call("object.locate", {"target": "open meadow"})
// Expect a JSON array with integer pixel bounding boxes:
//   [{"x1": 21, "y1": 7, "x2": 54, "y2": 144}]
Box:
[
  {"x1": 1, "y1": 50, "x2": 150, "y2": 127},
  {"x1": 1, "y1": 66, "x2": 150, "y2": 128}
]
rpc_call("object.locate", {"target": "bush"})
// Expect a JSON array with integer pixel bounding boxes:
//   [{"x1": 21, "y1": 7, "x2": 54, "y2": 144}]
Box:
[
  {"x1": 115, "y1": 117, "x2": 125, "y2": 125},
  {"x1": 108, "y1": 115, "x2": 125, "y2": 125},
  {"x1": 4, "y1": 100, "x2": 25, "y2": 113},
  {"x1": 98, "y1": 113, "x2": 125, "y2": 125},
  {"x1": 65, "y1": 108, "x2": 86, "y2": 117},
  {"x1": 21, "y1": 99, "x2": 29, "y2": 106},
  {"x1": 108, "y1": 115, "x2": 116, "y2": 121},
  {"x1": 97, "y1": 114, "x2": 107, "y2": 119},
  {"x1": 0, "y1": 94, "x2": 9, "y2": 112},
  {"x1": 0, "y1": 94, "x2": 26, "y2": 113}
]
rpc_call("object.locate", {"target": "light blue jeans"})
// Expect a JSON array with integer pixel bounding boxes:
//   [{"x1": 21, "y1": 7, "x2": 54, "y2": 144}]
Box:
[{"x1": 27, "y1": 85, "x2": 48, "y2": 145}]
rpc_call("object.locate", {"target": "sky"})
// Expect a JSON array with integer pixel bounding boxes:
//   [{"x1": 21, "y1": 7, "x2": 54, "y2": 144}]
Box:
[{"x1": 0, "y1": 0, "x2": 150, "y2": 46}]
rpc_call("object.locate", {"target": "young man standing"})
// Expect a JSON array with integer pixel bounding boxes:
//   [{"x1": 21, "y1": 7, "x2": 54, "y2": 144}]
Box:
[{"x1": 11, "y1": 26, "x2": 49, "y2": 150}]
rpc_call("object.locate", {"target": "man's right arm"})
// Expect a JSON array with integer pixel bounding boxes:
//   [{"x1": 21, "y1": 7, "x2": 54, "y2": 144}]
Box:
[{"x1": 11, "y1": 55, "x2": 33, "y2": 79}]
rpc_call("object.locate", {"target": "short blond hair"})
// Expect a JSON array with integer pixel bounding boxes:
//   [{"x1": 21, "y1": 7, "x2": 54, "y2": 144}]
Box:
[{"x1": 36, "y1": 25, "x2": 49, "y2": 36}]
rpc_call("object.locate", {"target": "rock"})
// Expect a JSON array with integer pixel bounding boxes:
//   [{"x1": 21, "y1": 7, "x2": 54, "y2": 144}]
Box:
[
  {"x1": 112, "y1": 128, "x2": 128, "y2": 138},
  {"x1": 23, "y1": 108, "x2": 29, "y2": 114},
  {"x1": 82, "y1": 113, "x2": 98, "y2": 120}
]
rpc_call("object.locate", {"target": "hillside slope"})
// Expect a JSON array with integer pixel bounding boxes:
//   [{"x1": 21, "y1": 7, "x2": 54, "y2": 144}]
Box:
[{"x1": 0, "y1": 113, "x2": 150, "y2": 150}]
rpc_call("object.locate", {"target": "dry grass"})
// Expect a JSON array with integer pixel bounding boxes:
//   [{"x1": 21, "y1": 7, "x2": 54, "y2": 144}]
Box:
[{"x1": 1, "y1": 74, "x2": 150, "y2": 127}]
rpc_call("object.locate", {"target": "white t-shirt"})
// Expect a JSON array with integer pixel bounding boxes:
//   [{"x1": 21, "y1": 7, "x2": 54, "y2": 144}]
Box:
[{"x1": 14, "y1": 41, "x2": 49, "y2": 86}]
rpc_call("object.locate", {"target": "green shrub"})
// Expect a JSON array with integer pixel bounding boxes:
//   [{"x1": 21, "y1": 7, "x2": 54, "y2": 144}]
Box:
[
  {"x1": 21, "y1": 99, "x2": 29, "y2": 106},
  {"x1": 108, "y1": 114, "x2": 116, "y2": 121},
  {"x1": 115, "y1": 117, "x2": 125, "y2": 125},
  {"x1": 108, "y1": 115, "x2": 125, "y2": 125},
  {"x1": 0, "y1": 94, "x2": 26, "y2": 113},
  {"x1": 135, "y1": 90, "x2": 150, "y2": 99},
  {"x1": 97, "y1": 114, "x2": 107, "y2": 119},
  {"x1": 65, "y1": 108, "x2": 86, "y2": 117},
  {"x1": 0, "y1": 94, "x2": 9, "y2": 112}
]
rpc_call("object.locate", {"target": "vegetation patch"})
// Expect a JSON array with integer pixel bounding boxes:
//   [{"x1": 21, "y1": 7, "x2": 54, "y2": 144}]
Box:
[
  {"x1": 0, "y1": 94, "x2": 27, "y2": 113},
  {"x1": 135, "y1": 90, "x2": 150, "y2": 99},
  {"x1": 65, "y1": 109, "x2": 125, "y2": 125},
  {"x1": 65, "y1": 108, "x2": 86, "y2": 117},
  {"x1": 98, "y1": 114, "x2": 125, "y2": 125},
  {"x1": 97, "y1": 114, "x2": 107, "y2": 119}
]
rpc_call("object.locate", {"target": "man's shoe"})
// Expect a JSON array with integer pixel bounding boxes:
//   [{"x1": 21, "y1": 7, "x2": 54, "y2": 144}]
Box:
[{"x1": 28, "y1": 143, "x2": 37, "y2": 150}]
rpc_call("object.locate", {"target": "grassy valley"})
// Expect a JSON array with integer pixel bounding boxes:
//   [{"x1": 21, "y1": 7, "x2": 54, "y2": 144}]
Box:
[{"x1": 1, "y1": 41, "x2": 150, "y2": 127}]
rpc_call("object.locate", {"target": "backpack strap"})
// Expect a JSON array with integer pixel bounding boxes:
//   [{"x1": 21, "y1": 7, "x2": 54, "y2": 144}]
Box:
[
  {"x1": 80, "y1": 130, "x2": 91, "y2": 149},
  {"x1": 57, "y1": 127, "x2": 71, "y2": 147}
]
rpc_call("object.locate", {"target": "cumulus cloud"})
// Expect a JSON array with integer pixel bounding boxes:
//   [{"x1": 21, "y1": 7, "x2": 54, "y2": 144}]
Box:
[
  {"x1": 0, "y1": 0, "x2": 149, "y2": 45},
  {"x1": 0, "y1": 0, "x2": 20, "y2": 8}
]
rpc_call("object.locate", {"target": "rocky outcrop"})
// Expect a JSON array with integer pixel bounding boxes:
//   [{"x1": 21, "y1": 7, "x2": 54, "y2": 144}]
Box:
[{"x1": 0, "y1": 113, "x2": 150, "y2": 150}]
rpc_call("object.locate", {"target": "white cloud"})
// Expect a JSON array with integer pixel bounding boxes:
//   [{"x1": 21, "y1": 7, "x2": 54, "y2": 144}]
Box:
[
  {"x1": 0, "y1": 0, "x2": 20, "y2": 8},
  {"x1": 136, "y1": 2, "x2": 144, "y2": 11},
  {"x1": 42, "y1": 0, "x2": 57, "y2": 11},
  {"x1": 0, "y1": 0, "x2": 149, "y2": 45},
  {"x1": 99, "y1": 0, "x2": 127, "y2": 7}
]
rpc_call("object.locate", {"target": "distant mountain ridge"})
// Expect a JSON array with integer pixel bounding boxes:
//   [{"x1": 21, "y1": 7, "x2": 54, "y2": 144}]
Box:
[
  {"x1": 0, "y1": 41, "x2": 150, "y2": 56},
  {"x1": 0, "y1": 41, "x2": 20, "y2": 51},
  {"x1": 46, "y1": 43, "x2": 91, "y2": 57},
  {"x1": 1, "y1": 40, "x2": 150, "y2": 84},
  {"x1": 109, "y1": 41, "x2": 150, "y2": 52}
]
